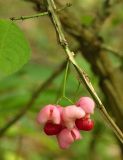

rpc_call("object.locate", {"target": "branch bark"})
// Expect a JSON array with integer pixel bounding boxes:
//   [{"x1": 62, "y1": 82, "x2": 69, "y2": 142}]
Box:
[
  {"x1": 45, "y1": 0, "x2": 123, "y2": 143},
  {"x1": 56, "y1": 2, "x2": 123, "y2": 129}
]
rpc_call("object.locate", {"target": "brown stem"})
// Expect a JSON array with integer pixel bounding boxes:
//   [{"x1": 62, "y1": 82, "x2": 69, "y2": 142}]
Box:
[{"x1": 45, "y1": 0, "x2": 123, "y2": 143}]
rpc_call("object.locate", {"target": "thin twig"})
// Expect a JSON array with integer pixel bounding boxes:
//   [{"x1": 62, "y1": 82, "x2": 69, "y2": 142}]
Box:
[
  {"x1": 56, "y1": 60, "x2": 72, "y2": 105},
  {"x1": 10, "y1": 12, "x2": 48, "y2": 21},
  {"x1": 62, "y1": 60, "x2": 69, "y2": 97},
  {"x1": 46, "y1": 0, "x2": 123, "y2": 143},
  {"x1": 0, "y1": 61, "x2": 67, "y2": 137},
  {"x1": 10, "y1": 3, "x2": 72, "y2": 21}
]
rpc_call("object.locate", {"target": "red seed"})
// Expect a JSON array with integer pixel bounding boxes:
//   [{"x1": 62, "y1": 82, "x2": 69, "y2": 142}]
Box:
[
  {"x1": 44, "y1": 122, "x2": 62, "y2": 135},
  {"x1": 75, "y1": 118, "x2": 94, "y2": 131}
]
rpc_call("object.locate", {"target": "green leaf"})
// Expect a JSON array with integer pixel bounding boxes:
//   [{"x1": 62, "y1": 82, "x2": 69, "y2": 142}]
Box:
[{"x1": 0, "y1": 19, "x2": 31, "y2": 79}]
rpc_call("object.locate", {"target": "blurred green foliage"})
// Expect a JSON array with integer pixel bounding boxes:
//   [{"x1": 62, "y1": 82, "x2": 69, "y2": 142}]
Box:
[{"x1": 0, "y1": 0, "x2": 122, "y2": 160}]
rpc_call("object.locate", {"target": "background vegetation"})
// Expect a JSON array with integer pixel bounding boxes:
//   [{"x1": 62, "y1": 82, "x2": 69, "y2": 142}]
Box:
[{"x1": 0, "y1": 0, "x2": 123, "y2": 160}]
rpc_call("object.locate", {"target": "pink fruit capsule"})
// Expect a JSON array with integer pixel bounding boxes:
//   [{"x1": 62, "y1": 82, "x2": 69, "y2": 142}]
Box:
[{"x1": 76, "y1": 97, "x2": 95, "y2": 114}]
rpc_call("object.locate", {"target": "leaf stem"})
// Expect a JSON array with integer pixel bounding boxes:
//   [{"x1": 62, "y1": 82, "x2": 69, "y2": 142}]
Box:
[
  {"x1": 56, "y1": 96, "x2": 74, "y2": 105},
  {"x1": 63, "y1": 60, "x2": 69, "y2": 97},
  {"x1": 56, "y1": 60, "x2": 74, "y2": 105},
  {"x1": 63, "y1": 96, "x2": 74, "y2": 104},
  {"x1": 74, "y1": 81, "x2": 81, "y2": 102}
]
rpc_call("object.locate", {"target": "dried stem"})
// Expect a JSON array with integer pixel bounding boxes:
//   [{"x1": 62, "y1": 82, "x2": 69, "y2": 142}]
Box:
[{"x1": 46, "y1": 0, "x2": 123, "y2": 143}]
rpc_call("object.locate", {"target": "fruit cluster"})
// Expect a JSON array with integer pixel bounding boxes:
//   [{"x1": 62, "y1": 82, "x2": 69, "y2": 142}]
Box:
[{"x1": 37, "y1": 97, "x2": 95, "y2": 149}]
